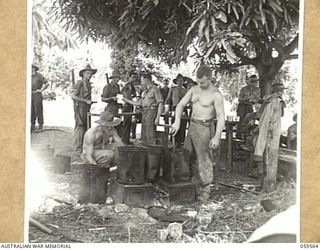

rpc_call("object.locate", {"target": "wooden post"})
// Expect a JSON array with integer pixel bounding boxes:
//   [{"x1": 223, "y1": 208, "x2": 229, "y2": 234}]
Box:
[
  {"x1": 106, "y1": 73, "x2": 110, "y2": 85},
  {"x1": 225, "y1": 122, "x2": 234, "y2": 172},
  {"x1": 71, "y1": 69, "x2": 75, "y2": 86},
  {"x1": 29, "y1": 218, "x2": 53, "y2": 234},
  {"x1": 262, "y1": 136, "x2": 280, "y2": 192},
  {"x1": 260, "y1": 97, "x2": 282, "y2": 192},
  {"x1": 87, "y1": 112, "x2": 91, "y2": 129}
]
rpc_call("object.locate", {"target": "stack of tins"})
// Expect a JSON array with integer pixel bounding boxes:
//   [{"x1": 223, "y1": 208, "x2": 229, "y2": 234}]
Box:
[
  {"x1": 114, "y1": 146, "x2": 155, "y2": 206},
  {"x1": 162, "y1": 137, "x2": 190, "y2": 184},
  {"x1": 79, "y1": 164, "x2": 110, "y2": 204},
  {"x1": 117, "y1": 146, "x2": 147, "y2": 184}
]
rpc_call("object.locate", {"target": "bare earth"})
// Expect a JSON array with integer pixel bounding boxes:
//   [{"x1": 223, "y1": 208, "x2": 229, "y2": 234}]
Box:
[{"x1": 27, "y1": 125, "x2": 295, "y2": 243}]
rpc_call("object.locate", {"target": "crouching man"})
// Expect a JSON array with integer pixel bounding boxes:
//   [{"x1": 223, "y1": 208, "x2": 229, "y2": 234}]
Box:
[{"x1": 81, "y1": 110, "x2": 124, "y2": 166}]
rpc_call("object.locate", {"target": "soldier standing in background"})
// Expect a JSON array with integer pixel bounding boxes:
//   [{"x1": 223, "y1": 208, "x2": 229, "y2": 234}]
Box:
[
  {"x1": 236, "y1": 75, "x2": 261, "y2": 138},
  {"x1": 122, "y1": 73, "x2": 164, "y2": 145},
  {"x1": 101, "y1": 69, "x2": 121, "y2": 114},
  {"x1": 31, "y1": 64, "x2": 49, "y2": 132},
  {"x1": 165, "y1": 74, "x2": 188, "y2": 148},
  {"x1": 71, "y1": 64, "x2": 97, "y2": 159},
  {"x1": 120, "y1": 72, "x2": 138, "y2": 144}
]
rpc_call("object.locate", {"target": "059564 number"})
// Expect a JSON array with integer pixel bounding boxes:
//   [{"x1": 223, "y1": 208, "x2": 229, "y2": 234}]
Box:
[{"x1": 300, "y1": 244, "x2": 319, "y2": 248}]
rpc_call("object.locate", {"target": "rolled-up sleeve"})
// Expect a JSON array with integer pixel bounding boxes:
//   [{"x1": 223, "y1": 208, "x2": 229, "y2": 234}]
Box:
[
  {"x1": 102, "y1": 85, "x2": 111, "y2": 98},
  {"x1": 153, "y1": 87, "x2": 163, "y2": 104},
  {"x1": 72, "y1": 81, "x2": 81, "y2": 96}
]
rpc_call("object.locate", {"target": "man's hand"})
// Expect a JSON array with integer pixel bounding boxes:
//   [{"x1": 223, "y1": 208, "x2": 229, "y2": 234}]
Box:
[
  {"x1": 248, "y1": 120, "x2": 255, "y2": 126},
  {"x1": 170, "y1": 122, "x2": 180, "y2": 136},
  {"x1": 209, "y1": 136, "x2": 220, "y2": 149},
  {"x1": 154, "y1": 117, "x2": 160, "y2": 126},
  {"x1": 88, "y1": 158, "x2": 97, "y2": 165},
  {"x1": 86, "y1": 100, "x2": 93, "y2": 105},
  {"x1": 249, "y1": 98, "x2": 259, "y2": 103}
]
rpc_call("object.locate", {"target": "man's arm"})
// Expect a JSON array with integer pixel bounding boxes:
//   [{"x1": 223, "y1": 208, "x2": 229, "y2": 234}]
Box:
[
  {"x1": 164, "y1": 88, "x2": 172, "y2": 114},
  {"x1": 83, "y1": 132, "x2": 97, "y2": 165},
  {"x1": 238, "y1": 88, "x2": 249, "y2": 103},
  {"x1": 122, "y1": 97, "x2": 141, "y2": 106},
  {"x1": 155, "y1": 102, "x2": 164, "y2": 125},
  {"x1": 170, "y1": 88, "x2": 193, "y2": 135},
  {"x1": 101, "y1": 85, "x2": 115, "y2": 104},
  {"x1": 40, "y1": 78, "x2": 49, "y2": 92},
  {"x1": 249, "y1": 88, "x2": 261, "y2": 103},
  {"x1": 154, "y1": 87, "x2": 164, "y2": 125},
  {"x1": 71, "y1": 82, "x2": 93, "y2": 105},
  {"x1": 209, "y1": 91, "x2": 225, "y2": 149},
  {"x1": 101, "y1": 96, "x2": 116, "y2": 102},
  {"x1": 112, "y1": 128, "x2": 125, "y2": 147},
  {"x1": 164, "y1": 88, "x2": 172, "y2": 105},
  {"x1": 32, "y1": 75, "x2": 49, "y2": 93}
]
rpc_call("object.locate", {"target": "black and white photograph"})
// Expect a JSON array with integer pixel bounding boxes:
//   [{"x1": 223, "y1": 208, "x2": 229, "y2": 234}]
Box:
[{"x1": 26, "y1": 0, "x2": 302, "y2": 244}]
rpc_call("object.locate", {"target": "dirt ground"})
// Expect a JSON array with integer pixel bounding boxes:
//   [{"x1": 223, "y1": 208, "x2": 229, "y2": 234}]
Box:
[{"x1": 27, "y1": 126, "x2": 296, "y2": 243}]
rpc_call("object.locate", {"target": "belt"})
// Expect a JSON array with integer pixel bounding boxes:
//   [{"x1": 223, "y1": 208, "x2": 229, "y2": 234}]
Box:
[
  {"x1": 190, "y1": 117, "x2": 214, "y2": 126},
  {"x1": 142, "y1": 106, "x2": 157, "y2": 111}
]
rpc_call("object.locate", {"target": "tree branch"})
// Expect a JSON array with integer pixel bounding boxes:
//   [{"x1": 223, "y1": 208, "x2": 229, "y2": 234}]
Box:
[
  {"x1": 216, "y1": 62, "x2": 249, "y2": 70},
  {"x1": 287, "y1": 54, "x2": 299, "y2": 60},
  {"x1": 232, "y1": 47, "x2": 258, "y2": 66},
  {"x1": 283, "y1": 34, "x2": 299, "y2": 59},
  {"x1": 271, "y1": 40, "x2": 285, "y2": 58}
]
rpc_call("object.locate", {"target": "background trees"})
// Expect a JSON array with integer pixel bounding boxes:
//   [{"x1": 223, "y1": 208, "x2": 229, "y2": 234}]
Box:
[{"x1": 52, "y1": 0, "x2": 300, "y2": 96}]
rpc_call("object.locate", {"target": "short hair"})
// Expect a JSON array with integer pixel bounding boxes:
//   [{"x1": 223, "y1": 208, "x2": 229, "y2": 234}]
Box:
[
  {"x1": 196, "y1": 65, "x2": 212, "y2": 79},
  {"x1": 141, "y1": 73, "x2": 152, "y2": 82}
]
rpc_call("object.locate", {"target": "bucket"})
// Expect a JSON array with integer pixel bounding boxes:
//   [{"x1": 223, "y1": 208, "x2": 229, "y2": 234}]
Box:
[
  {"x1": 117, "y1": 146, "x2": 147, "y2": 184},
  {"x1": 146, "y1": 144, "x2": 163, "y2": 181},
  {"x1": 162, "y1": 137, "x2": 190, "y2": 183},
  {"x1": 54, "y1": 154, "x2": 71, "y2": 174},
  {"x1": 79, "y1": 165, "x2": 110, "y2": 204},
  {"x1": 169, "y1": 148, "x2": 190, "y2": 183}
]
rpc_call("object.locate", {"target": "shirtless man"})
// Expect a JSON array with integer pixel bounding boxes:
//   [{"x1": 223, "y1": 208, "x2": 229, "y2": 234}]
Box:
[
  {"x1": 171, "y1": 65, "x2": 225, "y2": 202},
  {"x1": 82, "y1": 110, "x2": 124, "y2": 166}
]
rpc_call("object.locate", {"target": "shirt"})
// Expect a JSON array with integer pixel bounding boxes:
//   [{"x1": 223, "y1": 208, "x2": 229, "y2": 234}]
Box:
[
  {"x1": 121, "y1": 82, "x2": 136, "y2": 101},
  {"x1": 72, "y1": 80, "x2": 92, "y2": 100},
  {"x1": 140, "y1": 85, "x2": 163, "y2": 108},
  {"x1": 165, "y1": 86, "x2": 187, "y2": 108},
  {"x1": 32, "y1": 73, "x2": 47, "y2": 91},
  {"x1": 160, "y1": 87, "x2": 169, "y2": 101},
  {"x1": 101, "y1": 82, "x2": 120, "y2": 105},
  {"x1": 239, "y1": 85, "x2": 260, "y2": 104}
]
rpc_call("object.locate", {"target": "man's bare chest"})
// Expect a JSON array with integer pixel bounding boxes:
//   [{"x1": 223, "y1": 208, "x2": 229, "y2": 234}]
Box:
[{"x1": 191, "y1": 92, "x2": 215, "y2": 107}]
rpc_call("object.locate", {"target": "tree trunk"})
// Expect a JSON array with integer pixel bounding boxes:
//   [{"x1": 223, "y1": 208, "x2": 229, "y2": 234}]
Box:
[
  {"x1": 255, "y1": 51, "x2": 285, "y2": 98},
  {"x1": 262, "y1": 137, "x2": 280, "y2": 193},
  {"x1": 260, "y1": 96, "x2": 282, "y2": 193}
]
